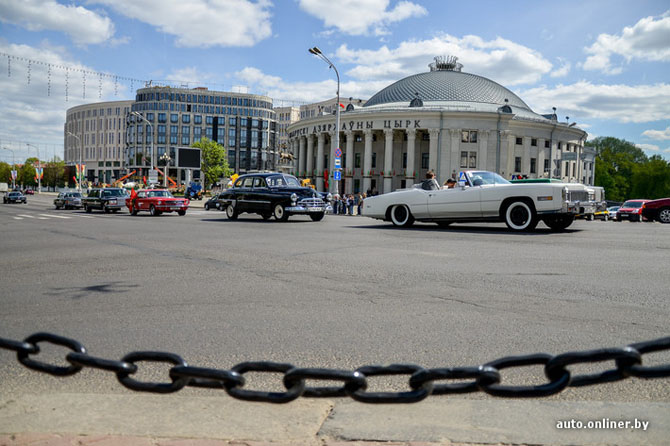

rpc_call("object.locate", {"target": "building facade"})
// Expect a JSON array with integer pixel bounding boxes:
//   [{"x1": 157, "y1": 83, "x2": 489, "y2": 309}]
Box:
[
  {"x1": 64, "y1": 100, "x2": 133, "y2": 184},
  {"x1": 128, "y1": 86, "x2": 277, "y2": 184},
  {"x1": 287, "y1": 57, "x2": 591, "y2": 194}
]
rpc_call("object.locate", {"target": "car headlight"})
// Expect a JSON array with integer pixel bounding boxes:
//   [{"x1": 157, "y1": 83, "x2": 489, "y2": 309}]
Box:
[
  {"x1": 326, "y1": 193, "x2": 332, "y2": 202},
  {"x1": 291, "y1": 193, "x2": 298, "y2": 203},
  {"x1": 157, "y1": 200, "x2": 162, "y2": 205}
]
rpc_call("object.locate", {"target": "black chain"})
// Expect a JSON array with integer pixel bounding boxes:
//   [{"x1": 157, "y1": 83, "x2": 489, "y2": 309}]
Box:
[{"x1": 1, "y1": 332, "x2": 669, "y2": 404}]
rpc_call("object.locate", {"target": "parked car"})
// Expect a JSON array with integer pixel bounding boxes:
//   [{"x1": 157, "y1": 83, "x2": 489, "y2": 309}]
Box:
[
  {"x1": 641, "y1": 198, "x2": 670, "y2": 223},
  {"x1": 3, "y1": 191, "x2": 27, "y2": 204},
  {"x1": 126, "y1": 189, "x2": 189, "y2": 216},
  {"x1": 54, "y1": 191, "x2": 83, "y2": 210},
  {"x1": 24, "y1": 189, "x2": 34, "y2": 195},
  {"x1": 616, "y1": 200, "x2": 650, "y2": 222},
  {"x1": 606, "y1": 206, "x2": 620, "y2": 221},
  {"x1": 204, "y1": 194, "x2": 222, "y2": 211},
  {"x1": 82, "y1": 188, "x2": 129, "y2": 213},
  {"x1": 593, "y1": 209, "x2": 610, "y2": 221},
  {"x1": 362, "y1": 170, "x2": 591, "y2": 232},
  {"x1": 217, "y1": 172, "x2": 331, "y2": 221}
]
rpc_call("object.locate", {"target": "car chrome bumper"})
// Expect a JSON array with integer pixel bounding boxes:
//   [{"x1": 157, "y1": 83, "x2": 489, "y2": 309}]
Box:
[{"x1": 285, "y1": 205, "x2": 326, "y2": 213}]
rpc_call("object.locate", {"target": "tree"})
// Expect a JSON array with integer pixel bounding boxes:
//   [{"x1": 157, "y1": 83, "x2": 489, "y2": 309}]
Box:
[
  {"x1": 0, "y1": 162, "x2": 10, "y2": 184},
  {"x1": 630, "y1": 156, "x2": 670, "y2": 199},
  {"x1": 18, "y1": 162, "x2": 36, "y2": 188},
  {"x1": 43, "y1": 158, "x2": 66, "y2": 188},
  {"x1": 588, "y1": 137, "x2": 649, "y2": 202},
  {"x1": 191, "y1": 138, "x2": 233, "y2": 192}
]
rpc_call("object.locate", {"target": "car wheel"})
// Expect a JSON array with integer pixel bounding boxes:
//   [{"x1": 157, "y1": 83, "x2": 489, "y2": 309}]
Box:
[
  {"x1": 150, "y1": 205, "x2": 159, "y2": 216},
  {"x1": 504, "y1": 200, "x2": 537, "y2": 231},
  {"x1": 310, "y1": 212, "x2": 325, "y2": 222},
  {"x1": 543, "y1": 215, "x2": 575, "y2": 232},
  {"x1": 226, "y1": 204, "x2": 238, "y2": 220},
  {"x1": 587, "y1": 214, "x2": 594, "y2": 221},
  {"x1": 604, "y1": 214, "x2": 609, "y2": 221},
  {"x1": 104, "y1": 205, "x2": 111, "y2": 213},
  {"x1": 273, "y1": 203, "x2": 289, "y2": 222},
  {"x1": 658, "y1": 207, "x2": 670, "y2": 224},
  {"x1": 204, "y1": 203, "x2": 210, "y2": 210},
  {"x1": 390, "y1": 204, "x2": 415, "y2": 227},
  {"x1": 85, "y1": 205, "x2": 92, "y2": 213},
  {"x1": 177, "y1": 210, "x2": 186, "y2": 216},
  {"x1": 55, "y1": 204, "x2": 61, "y2": 210}
]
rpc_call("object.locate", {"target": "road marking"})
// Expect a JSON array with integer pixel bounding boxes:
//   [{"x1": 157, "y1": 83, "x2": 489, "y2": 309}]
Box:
[
  {"x1": 71, "y1": 214, "x2": 95, "y2": 219},
  {"x1": 40, "y1": 214, "x2": 71, "y2": 219},
  {"x1": 13, "y1": 217, "x2": 23, "y2": 220},
  {"x1": 18, "y1": 214, "x2": 48, "y2": 220}
]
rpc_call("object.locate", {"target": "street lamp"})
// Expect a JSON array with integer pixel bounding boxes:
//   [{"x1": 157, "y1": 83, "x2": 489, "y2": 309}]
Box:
[
  {"x1": 131, "y1": 111, "x2": 155, "y2": 175},
  {"x1": 309, "y1": 46, "x2": 340, "y2": 194},
  {"x1": 26, "y1": 143, "x2": 41, "y2": 193},
  {"x1": 2, "y1": 147, "x2": 16, "y2": 190},
  {"x1": 67, "y1": 131, "x2": 83, "y2": 191},
  {"x1": 160, "y1": 152, "x2": 172, "y2": 187}
]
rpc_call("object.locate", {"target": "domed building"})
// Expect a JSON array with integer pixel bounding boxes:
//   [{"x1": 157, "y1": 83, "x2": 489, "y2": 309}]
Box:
[{"x1": 287, "y1": 56, "x2": 592, "y2": 194}]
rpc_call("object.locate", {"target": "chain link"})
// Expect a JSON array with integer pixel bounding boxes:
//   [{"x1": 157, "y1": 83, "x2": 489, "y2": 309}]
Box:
[{"x1": 1, "y1": 332, "x2": 669, "y2": 404}]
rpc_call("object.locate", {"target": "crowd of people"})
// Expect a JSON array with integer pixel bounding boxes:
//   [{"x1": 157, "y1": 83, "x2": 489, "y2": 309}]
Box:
[{"x1": 331, "y1": 193, "x2": 366, "y2": 215}]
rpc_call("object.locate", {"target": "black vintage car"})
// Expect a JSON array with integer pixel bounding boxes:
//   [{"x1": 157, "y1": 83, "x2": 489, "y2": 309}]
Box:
[
  {"x1": 82, "y1": 187, "x2": 128, "y2": 213},
  {"x1": 217, "y1": 173, "x2": 331, "y2": 221}
]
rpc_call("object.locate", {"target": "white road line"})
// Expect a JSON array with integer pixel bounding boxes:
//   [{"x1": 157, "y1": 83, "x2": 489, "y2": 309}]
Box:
[
  {"x1": 40, "y1": 214, "x2": 71, "y2": 219},
  {"x1": 71, "y1": 214, "x2": 95, "y2": 219},
  {"x1": 13, "y1": 217, "x2": 23, "y2": 220},
  {"x1": 17, "y1": 214, "x2": 48, "y2": 220}
]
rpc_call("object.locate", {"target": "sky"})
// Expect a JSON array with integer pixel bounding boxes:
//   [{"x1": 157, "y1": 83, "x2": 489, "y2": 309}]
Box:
[{"x1": 0, "y1": 0, "x2": 669, "y2": 163}]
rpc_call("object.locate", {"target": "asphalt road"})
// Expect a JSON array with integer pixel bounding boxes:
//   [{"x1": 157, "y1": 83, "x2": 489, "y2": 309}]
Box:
[{"x1": 1, "y1": 193, "x2": 668, "y2": 402}]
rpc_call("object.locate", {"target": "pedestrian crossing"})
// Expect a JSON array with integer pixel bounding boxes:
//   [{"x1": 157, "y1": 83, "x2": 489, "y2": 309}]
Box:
[
  {"x1": 10, "y1": 212, "x2": 97, "y2": 221},
  {"x1": 6, "y1": 209, "x2": 210, "y2": 220}
]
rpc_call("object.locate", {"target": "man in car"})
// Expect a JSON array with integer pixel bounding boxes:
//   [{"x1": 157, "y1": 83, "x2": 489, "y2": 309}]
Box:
[
  {"x1": 422, "y1": 170, "x2": 441, "y2": 191},
  {"x1": 444, "y1": 178, "x2": 456, "y2": 188}
]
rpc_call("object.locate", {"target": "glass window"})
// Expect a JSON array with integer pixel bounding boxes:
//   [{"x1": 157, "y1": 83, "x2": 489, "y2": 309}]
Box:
[
  {"x1": 530, "y1": 158, "x2": 537, "y2": 174},
  {"x1": 252, "y1": 177, "x2": 266, "y2": 188},
  {"x1": 229, "y1": 117, "x2": 236, "y2": 126},
  {"x1": 468, "y1": 151, "x2": 477, "y2": 168},
  {"x1": 194, "y1": 115, "x2": 202, "y2": 124},
  {"x1": 461, "y1": 131, "x2": 469, "y2": 143},
  {"x1": 182, "y1": 126, "x2": 190, "y2": 135},
  {"x1": 371, "y1": 152, "x2": 376, "y2": 168},
  {"x1": 545, "y1": 140, "x2": 550, "y2": 148},
  {"x1": 170, "y1": 114, "x2": 178, "y2": 123},
  {"x1": 531, "y1": 138, "x2": 537, "y2": 147},
  {"x1": 516, "y1": 137, "x2": 523, "y2": 145},
  {"x1": 146, "y1": 113, "x2": 154, "y2": 121},
  {"x1": 182, "y1": 115, "x2": 190, "y2": 123},
  {"x1": 421, "y1": 153, "x2": 429, "y2": 169},
  {"x1": 461, "y1": 151, "x2": 468, "y2": 168},
  {"x1": 515, "y1": 157, "x2": 521, "y2": 172}
]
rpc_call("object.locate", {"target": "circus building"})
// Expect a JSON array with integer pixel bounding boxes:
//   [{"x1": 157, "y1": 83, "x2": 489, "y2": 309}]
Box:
[{"x1": 287, "y1": 56, "x2": 592, "y2": 194}]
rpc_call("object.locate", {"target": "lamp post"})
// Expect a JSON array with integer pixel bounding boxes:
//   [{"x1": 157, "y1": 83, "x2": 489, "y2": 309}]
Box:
[
  {"x1": 67, "y1": 131, "x2": 82, "y2": 191},
  {"x1": 309, "y1": 46, "x2": 340, "y2": 194},
  {"x1": 160, "y1": 152, "x2": 171, "y2": 187},
  {"x1": 26, "y1": 143, "x2": 41, "y2": 193},
  {"x1": 131, "y1": 111, "x2": 155, "y2": 176},
  {"x1": 2, "y1": 147, "x2": 16, "y2": 190}
]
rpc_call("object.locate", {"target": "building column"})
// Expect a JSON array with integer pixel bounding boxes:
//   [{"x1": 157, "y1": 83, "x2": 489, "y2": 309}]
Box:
[
  {"x1": 316, "y1": 132, "x2": 325, "y2": 191},
  {"x1": 479, "y1": 130, "x2": 489, "y2": 171},
  {"x1": 405, "y1": 129, "x2": 416, "y2": 186},
  {"x1": 448, "y1": 129, "x2": 460, "y2": 184},
  {"x1": 306, "y1": 134, "x2": 314, "y2": 181},
  {"x1": 363, "y1": 129, "x2": 373, "y2": 194},
  {"x1": 537, "y1": 138, "x2": 546, "y2": 177},
  {"x1": 298, "y1": 136, "x2": 306, "y2": 176},
  {"x1": 505, "y1": 132, "x2": 515, "y2": 178},
  {"x1": 522, "y1": 136, "x2": 531, "y2": 176},
  {"x1": 383, "y1": 129, "x2": 393, "y2": 193},
  {"x1": 428, "y1": 128, "x2": 440, "y2": 172},
  {"x1": 345, "y1": 130, "x2": 354, "y2": 194}
]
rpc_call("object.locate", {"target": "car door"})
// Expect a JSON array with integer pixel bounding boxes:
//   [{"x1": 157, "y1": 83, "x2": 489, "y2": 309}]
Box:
[
  {"x1": 427, "y1": 186, "x2": 482, "y2": 219},
  {"x1": 251, "y1": 177, "x2": 271, "y2": 213},
  {"x1": 237, "y1": 177, "x2": 254, "y2": 212}
]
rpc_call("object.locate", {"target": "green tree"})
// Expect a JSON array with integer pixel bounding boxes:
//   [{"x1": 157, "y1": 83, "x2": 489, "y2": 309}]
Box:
[
  {"x1": 18, "y1": 162, "x2": 36, "y2": 188},
  {"x1": 43, "y1": 158, "x2": 66, "y2": 188},
  {"x1": 630, "y1": 156, "x2": 670, "y2": 199},
  {"x1": 588, "y1": 137, "x2": 649, "y2": 202},
  {"x1": 0, "y1": 162, "x2": 10, "y2": 184},
  {"x1": 191, "y1": 138, "x2": 232, "y2": 192}
]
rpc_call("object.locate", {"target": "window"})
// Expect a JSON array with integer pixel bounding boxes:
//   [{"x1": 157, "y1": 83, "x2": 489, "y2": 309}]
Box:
[
  {"x1": 468, "y1": 151, "x2": 477, "y2": 168},
  {"x1": 515, "y1": 157, "x2": 521, "y2": 172},
  {"x1": 170, "y1": 114, "x2": 178, "y2": 123},
  {"x1": 229, "y1": 117, "x2": 236, "y2": 126},
  {"x1": 530, "y1": 158, "x2": 537, "y2": 174},
  {"x1": 182, "y1": 115, "x2": 190, "y2": 124},
  {"x1": 181, "y1": 135, "x2": 190, "y2": 145},
  {"x1": 182, "y1": 126, "x2": 190, "y2": 135},
  {"x1": 146, "y1": 113, "x2": 154, "y2": 122},
  {"x1": 461, "y1": 151, "x2": 468, "y2": 168},
  {"x1": 545, "y1": 140, "x2": 550, "y2": 148},
  {"x1": 531, "y1": 138, "x2": 537, "y2": 147},
  {"x1": 516, "y1": 137, "x2": 523, "y2": 145},
  {"x1": 206, "y1": 116, "x2": 213, "y2": 125},
  {"x1": 461, "y1": 130, "x2": 478, "y2": 143},
  {"x1": 371, "y1": 152, "x2": 376, "y2": 168},
  {"x1": 421, "y1": 153, "x2": 429, "y2": 169},
  {"x1": 402, "y1": 153, "x2": 407, "y2": 169},
  {"x1": 572, "y1": 163, "x2": 576, "y2": 177},
  {"x1": 194, "y1": 115, "x2": 202, "y2": 124},
  {"x1": 355, "y1": 153, "x2": 361, "y2": 168}
]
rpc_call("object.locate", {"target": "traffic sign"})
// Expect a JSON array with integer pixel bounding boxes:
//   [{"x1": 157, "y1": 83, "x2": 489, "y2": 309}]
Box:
[
  {"x1": 458, "y1": 171, "x2": 467, "y2": 181},
  {"x1": 334, "y1": 157, "x2": 342, "y2": 168},
  {"x1": 334, "y1": 148, "x2": 342, "y2": 158},
  {"x1": 333, "y1": 171, "x2": 341, "y2": 181}
]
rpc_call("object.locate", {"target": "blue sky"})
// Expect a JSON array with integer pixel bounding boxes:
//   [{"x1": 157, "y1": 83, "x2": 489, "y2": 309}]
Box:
[{"x1": 1, "y1": 0, "x2": 669, "y2": 162}]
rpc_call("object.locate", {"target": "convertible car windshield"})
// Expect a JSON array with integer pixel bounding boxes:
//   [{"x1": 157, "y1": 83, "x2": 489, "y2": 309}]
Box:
[{"x1": 468, "y1": 171, "x2": 510, "y2": 185}]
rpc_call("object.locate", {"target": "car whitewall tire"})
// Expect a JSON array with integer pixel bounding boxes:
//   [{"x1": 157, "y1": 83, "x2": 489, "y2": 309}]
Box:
[
  {"x1": 390, "y1": 204, "x2": 415, "y2": 227},
  {"x1": 504, "y1": 201, "x2": 537, "y2": 231},
  {"x1": 226, "y1": 204, "x2": 238, "y2": 220}
]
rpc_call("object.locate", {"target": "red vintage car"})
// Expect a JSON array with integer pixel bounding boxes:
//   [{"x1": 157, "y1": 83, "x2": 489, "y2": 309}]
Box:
[
  {"x1": 126, "y1": 189, "x2": 189, "y2": 216},
  {"x1": 642, "y1": 198, "x2": 670, "y2": 223}
]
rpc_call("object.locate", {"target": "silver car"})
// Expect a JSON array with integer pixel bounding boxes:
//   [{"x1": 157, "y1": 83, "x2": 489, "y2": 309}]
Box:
[{"x1": 54, "y1": 191, "x2": 83, "y2": 210}]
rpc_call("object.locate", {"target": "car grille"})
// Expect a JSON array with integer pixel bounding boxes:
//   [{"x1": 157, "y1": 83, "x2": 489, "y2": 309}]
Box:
[
  {"x1": 298, "y1": 198, "x2": 325, "y2": 207},
  {"x1": 567, "y1": 190, "x2": 590, "y2": 202}
]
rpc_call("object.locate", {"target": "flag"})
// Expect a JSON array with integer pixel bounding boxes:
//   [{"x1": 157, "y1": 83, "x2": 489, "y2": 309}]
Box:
[
  {"x1": 339, "y1": 103, "x2": 345, "y2": 108},
  {"x1": 130, "y1": 189, "x2": 137, "y2": 200}
]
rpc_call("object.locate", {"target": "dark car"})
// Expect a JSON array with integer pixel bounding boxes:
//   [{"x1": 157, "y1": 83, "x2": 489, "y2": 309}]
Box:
[
  {"x1": 3, "y1": 191, "x2": 27, "y2": 204},
  {"x1": 204, "y1": 193, "x2": 222, "y2": 211},
  {"x1": 616, "y1": 200, "x2": 650, "y2": 222},
  {"x1": 641, "y1": 198, "x2": 670, "y2": 223},
  {"x1": 54, "y1": 191, "x2": 83, "y2": 209},
  {"x1": 217, "y1": 173, "x2": 331, "y2": 221},
  {"x1": 82, "y1": 187, "x2": 129, "y2": 213}
]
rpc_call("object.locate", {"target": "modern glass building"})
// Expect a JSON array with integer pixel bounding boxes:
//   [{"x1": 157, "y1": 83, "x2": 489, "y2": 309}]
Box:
[{"x1": 126, "y1": 86, "x2": 277, "y2": 184}]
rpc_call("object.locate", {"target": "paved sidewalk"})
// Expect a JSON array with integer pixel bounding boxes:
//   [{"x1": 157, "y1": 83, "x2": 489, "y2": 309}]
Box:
[{"x1": 1, "y1": 393, "x2": 667, "y2": 445}]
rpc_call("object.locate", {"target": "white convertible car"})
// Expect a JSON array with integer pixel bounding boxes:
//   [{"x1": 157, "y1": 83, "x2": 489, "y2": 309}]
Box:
[{"x1": 362, "y1": 170, "x2": 591, "y2": 232}]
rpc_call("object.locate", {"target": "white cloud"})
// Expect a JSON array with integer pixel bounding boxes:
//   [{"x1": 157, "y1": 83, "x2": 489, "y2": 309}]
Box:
[
  {"x1": 0, "y1": 42, "x2": 131, "y2": 157},
  {"x1": 92, "y1": 0, "x2": 273, "y2": 47},
  {"x1": 642, "y1": 126, "x2": 670, "y2": 140},
  {"x1": 0, "y1": 0, "x2": 115, "y2": 45},
  {"x1": 583, "y1": 11, "x2": 670, "y2": 74},
  {"x1": 664, "y1": 148, "x2": 670, "y2": 154},
  {"x1": 636, "y1": 143, "x2": 660, "y2": 152},
  {"x1": 517, "y1": 81, "x2": 670, "y2": 124},
  {"x1": 298, "y1": 0, "x2": 426, "y2": 36},
  {"x1": 550, "y1": 58, "x2": 571, "y2": 78},
  {"x1": 335, "y1": 34, "x2": 553, "y2": 86}
]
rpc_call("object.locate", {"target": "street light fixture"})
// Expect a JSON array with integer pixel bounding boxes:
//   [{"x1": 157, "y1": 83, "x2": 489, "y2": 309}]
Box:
[
  {"x1": 308, "y1": 46, "x2": 340, "y2": 194},
  {"x1": 67, "y1": 131, "x2": 83, "y2": 191},
  {"x1": 160, "y1": 152, "x2": 172, "y2": 187},
  {"x1": 131, "y1": 111, "x2": 155, "y2": 176},
  {"x1": 2, "y1": 147, "x2": 16, "y2": 190},
  {"x1": 26, "y1": 143, "x2": 41, "y2": 194}
]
